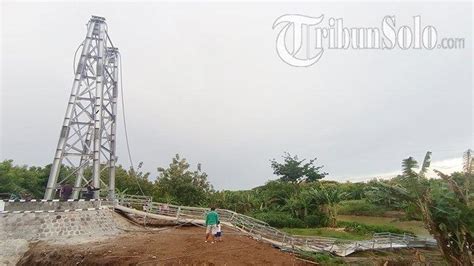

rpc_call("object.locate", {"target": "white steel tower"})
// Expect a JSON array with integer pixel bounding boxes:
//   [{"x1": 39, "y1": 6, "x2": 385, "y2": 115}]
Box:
[{"x1": 44, "y1": 16, "x2": 119, "y2": 200}]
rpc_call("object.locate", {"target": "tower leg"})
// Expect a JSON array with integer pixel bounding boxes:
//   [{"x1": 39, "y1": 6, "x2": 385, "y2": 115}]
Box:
[
  {"x1": 108, "y1": 56, "x2": 119, "y2": 201},
  {"x1": 91, "y1": 22, "x2": 107, "y2": 199},
  {"x1": 44, "y1": 23, "x2": 96, "y2": 200}
]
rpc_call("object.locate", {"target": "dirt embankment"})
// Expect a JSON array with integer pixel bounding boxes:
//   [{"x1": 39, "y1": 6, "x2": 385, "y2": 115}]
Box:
[{"x1": 18, "y1": 225, "x2": 312, "y2": 265}]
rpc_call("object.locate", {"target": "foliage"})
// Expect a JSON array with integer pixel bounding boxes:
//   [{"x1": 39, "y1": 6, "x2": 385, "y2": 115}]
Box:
[
  {"x1": 254, "y1": 180, "x2": 299, "y2": 211},
  {"x1": 304, "y1": 213, "x2": 328, "y2": 227},
  {"x1": 380, "y1": 151, "x2": 474, "y2": 266},
  {"x1": 338, "y1": 199, "x2": 389, "y2": 216},
  {"x1": 252, "y1": 211, "x2": 305, "y2": 228},
  {"x1": 337, "y1": 215, "x2": 428, "y2": 236},
  {"x1": 365, "y1": 181, "x2": 404, "y2": 209},
  {"x1": 154, "y1": 154, "x2": 213, "y2": 206},
  {"x1": 3, "y1": 148, "x2": 473, "y2": 262},
  {"x1": 112, "y1": 165, "x2": 154, "y2": 197},
  {"x1": 0, "y1": 160, "x2": 70, "y2": 199},
  {"x1": 338, "y1": 182, "x2": 366, "y2": 200},
  {"x1": 281, "y1": 227, "x2": 368, "y2": 240},
  {"x1": 337, "y1": 221, "x2": 413, "y2": 235},
  {"x1": 270, "y1": 152, "x2": 327, "y2": 183},
  {"x1": 308, "y1": 186, "x2": 348, "y2": 227},
  {"x1": 400, "y1": 201, "x2": 422, "y2": 221},
  {"x1": 297, "y1": 251, "x2": 345, "y2": 265},
  {"x1": 209, "y1": 190, "x2": 259, "y2": 214}
]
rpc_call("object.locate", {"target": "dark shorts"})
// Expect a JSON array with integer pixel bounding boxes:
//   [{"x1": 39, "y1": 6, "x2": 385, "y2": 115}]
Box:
[{"x1": 215, "y1": 232, "x2": 222, "y2": 237}]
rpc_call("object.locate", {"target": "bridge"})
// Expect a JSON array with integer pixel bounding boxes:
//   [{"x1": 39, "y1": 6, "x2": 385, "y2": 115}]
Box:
[
  {"x1": 0, "y1": 15, "x2": 437, "y2": 264},
  {"x1": 114, "y1": 195, "x2": 437, "y2": 257},
  {"x1": 0, "y1": 194, "x2": 436, "y2": 261}
]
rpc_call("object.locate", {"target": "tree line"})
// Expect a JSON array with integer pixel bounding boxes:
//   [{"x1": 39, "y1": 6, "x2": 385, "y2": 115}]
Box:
[{"x1": 1, "y1": 150, "x2": 473, "y2": 265}]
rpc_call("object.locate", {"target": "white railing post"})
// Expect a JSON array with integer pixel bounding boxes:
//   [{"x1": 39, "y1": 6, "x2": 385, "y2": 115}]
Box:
[
  {"x1": 249, "y1": 224, "x2": 256, "y2": 234},
  {"x1": 389, "y1": 233, "x2": 393, "y2": 249},
  {"x1": 176, "y1": 206, "x2": 181, "y2": 221}
]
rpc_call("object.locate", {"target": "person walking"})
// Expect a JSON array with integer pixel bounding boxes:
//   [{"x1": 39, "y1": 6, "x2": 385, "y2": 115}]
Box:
[
  {"x1": 214, "y1": 221, "x2": 222, "y2": 242},
  {"x1": 205, "y1": 207, "x2": 219, "y2": 243}
]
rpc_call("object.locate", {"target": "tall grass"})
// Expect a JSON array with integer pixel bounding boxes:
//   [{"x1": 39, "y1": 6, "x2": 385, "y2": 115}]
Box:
[{"x1": 338, "y1": 199, "x2": 390, "y2": 216}]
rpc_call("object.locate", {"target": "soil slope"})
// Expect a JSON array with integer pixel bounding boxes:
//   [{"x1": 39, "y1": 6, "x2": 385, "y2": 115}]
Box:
[{"x1": 19, "y1": 225, "x2": 311, "y2": 265}]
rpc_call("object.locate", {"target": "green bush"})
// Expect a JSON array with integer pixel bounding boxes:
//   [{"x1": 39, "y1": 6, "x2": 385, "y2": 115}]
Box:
[
  {"x1": 253, "y1": 212, "x2": 305, "y2": 228},
  {"x1": 298, "y1": 251, "x2": 344, "y2": 265},
  {"x1": 402, "y1": 202, "x2": 422, "y2": 221},
  {"x1": 337, "y1": 221, "x2": 413, "y2": 235},
  {"x1": 338, "y1": 199, "x2": 389, "y2": 216},
  {"x1": 304, "y1": 214, "x2": 328, "y2": 227}
]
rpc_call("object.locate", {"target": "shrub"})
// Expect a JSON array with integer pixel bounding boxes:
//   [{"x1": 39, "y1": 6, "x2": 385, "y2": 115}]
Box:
[
  {"x1": 337, "y1": 221, "x2": 413, "y2": 235},
  {"x1": 253, "y1": 212, "x2": 305, "y2": 228},
  {"x1": 304, "y1": 214, "x2": 328, "y2": 227},
  {"x1": 298, "y1": 251, "x2": 344, "y2": 265},
  {"x1": 338, "y1": 199, "x2": 389, "y2": 216},
  {"x1": 402, "y1": 202, "x2": 422, "y2": 221}
]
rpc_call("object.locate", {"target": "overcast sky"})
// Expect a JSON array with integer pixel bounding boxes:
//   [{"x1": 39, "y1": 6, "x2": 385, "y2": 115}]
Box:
[{"x1": 1, "y1": 1, "x2": 472, "y2": 189}]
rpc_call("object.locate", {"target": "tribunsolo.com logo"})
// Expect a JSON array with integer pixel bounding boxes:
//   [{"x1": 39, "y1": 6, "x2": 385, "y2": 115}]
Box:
[{"x1": 272, "y1": 14, "x2": 466, "y2": 67}]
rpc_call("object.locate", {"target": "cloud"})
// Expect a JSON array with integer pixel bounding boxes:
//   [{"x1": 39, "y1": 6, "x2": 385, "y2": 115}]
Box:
[{"x1": 328, "y1": 157, "x2": 463, "y2": 183}]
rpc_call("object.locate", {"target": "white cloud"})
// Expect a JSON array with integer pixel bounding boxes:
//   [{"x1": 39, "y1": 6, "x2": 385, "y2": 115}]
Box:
[{"x1": 328, "y1": 157, "x2": 463, "y2": 183}]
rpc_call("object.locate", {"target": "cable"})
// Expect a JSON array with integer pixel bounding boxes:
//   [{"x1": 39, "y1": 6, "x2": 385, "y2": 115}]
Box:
[
  {"x1": 73, "y1": 42, "x2": 84, "y2": 73},
  {"x1": 118, "y1": 52, "x2": 145, "y2": 196}
]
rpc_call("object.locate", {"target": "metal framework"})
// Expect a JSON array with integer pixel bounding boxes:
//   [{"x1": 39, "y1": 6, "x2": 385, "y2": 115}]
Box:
[
  {"x1": 117, "y1": 195, "x2": 437, "y2": 257},
  {"x1": 44, "y1": 16, "x2": 119, "y2": 200}
]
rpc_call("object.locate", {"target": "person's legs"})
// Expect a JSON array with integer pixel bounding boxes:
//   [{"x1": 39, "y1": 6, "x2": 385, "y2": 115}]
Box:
[
  {"x1": 209, "y1": 225, "x2": 216, "y2": 243},
  {"x1": 205, "y1": 225, "x2": 217, "y2": 243},
  {"x1": 205, "y1": 225, "x2": 211, "y2": 242}
]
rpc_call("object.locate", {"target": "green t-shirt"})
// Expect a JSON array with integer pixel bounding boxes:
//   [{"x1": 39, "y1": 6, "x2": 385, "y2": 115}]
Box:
[{"x1": 205, "y1": 210, "x2": 219, "y2": 225}]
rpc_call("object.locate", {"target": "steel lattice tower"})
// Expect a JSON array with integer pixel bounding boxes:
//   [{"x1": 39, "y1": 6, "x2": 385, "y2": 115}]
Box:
[{"x1": 44, "y1": 16, "x2": 119, "y2": 200}]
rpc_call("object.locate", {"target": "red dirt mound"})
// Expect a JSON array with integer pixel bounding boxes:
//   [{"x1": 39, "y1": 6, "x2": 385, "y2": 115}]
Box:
[{"x1": 19, "y1": 225, "x2": 312, "y2": 265}]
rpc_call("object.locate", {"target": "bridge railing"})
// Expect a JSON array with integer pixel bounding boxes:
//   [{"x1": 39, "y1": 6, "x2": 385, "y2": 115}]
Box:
[
  {"x1": 117, "y1": 195, "x2": 435, "y2": 256},
  {"x1": 119, "y1": 194, "x2": 153, "y2": 210},
  {"x1": 117, "y1": 195, "x2": 336, "y2": 251}
]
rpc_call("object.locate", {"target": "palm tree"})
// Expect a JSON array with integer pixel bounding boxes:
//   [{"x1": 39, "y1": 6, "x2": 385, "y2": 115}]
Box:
[
  {"x1": 238, "y1": 191, "x2": 258, "y2": 214},
  {"x1": 380, "y1": 151, "x2": 473, "y2": 266},
  {"x1": 309, "y1": 187, "x2": 347, "y2": 227},
  {"x1": 298, "y1": 189, "x2": 316, "y2": 217}
]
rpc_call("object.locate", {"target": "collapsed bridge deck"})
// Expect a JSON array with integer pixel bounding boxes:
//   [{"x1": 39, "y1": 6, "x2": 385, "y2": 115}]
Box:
[
  {"x1": 0, "y1": 195, "x2": 437, "y2": 265},
  {"x1": 117, "y1": 195, "x2": 437, "y2": 257}
]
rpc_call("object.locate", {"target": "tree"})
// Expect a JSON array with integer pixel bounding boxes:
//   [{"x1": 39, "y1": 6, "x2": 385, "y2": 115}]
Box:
[
  {"x1": 281, "y1": 194, "x2": 303, "y2": 218},
  {"x1": 386, "y1": 151, "x2": 473, "y2": 266},
  {"x1": 310, "y1": 186, "x2": 347, "y2": 227},
  {"x1": 270, "y1": 153, "x2": 327, "y2": 183},
  {"x1": 298, "y1": 188, "x2": 317, "y2": 217},
  {"x1": 0, "y1": 160, "x2": 73, "y2": 199},
  {"x1": 209, "y1": 190, "x2": 260, "y2": 214},
  {"x1": 256, "y1": 180, "x2": 299, "y2": 211},
  {"x1": 112, "y1": 165, "x2": 154, "y2": 197},
  {"x1": 366, "y1": 181, "x2": 403, "y2": 209},
  {"x1": 155, "y1": 154, "x2": 213, "y2": 206},
  {"x1": 339, "y1": 181, "x2": 366, "y2": 200}
]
